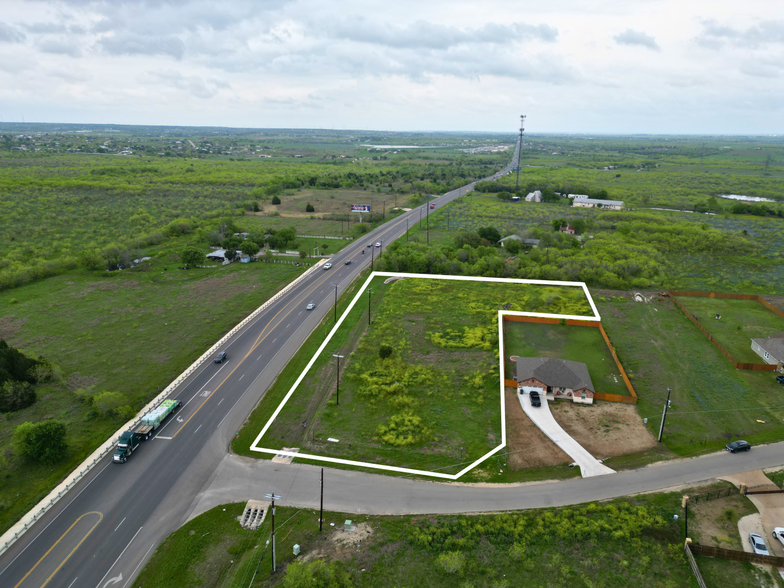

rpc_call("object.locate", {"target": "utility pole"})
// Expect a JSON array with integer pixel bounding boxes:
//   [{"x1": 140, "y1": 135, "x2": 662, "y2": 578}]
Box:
[
  {"x1": 319, "y1": 468, "x2": 324, "y2": 533},
  {"x1": 383, "y1": 200, "x2": 386, "y2": 220},
  {"x1": 368, "y1": 288, "x2": 373, "y2": 325},
  {"x1": 682, "y1": 495, "x2": 689, "y2": 538},
  {"x1": 264, "y1": 492, "x2": 282, "y2": 573},
  {"x1": 426, "y1": 202, "x2": 430, "y2": 244},
  {"x1": 333, "y1": 284, "x2": 338, "y2": 324},
  {"x1": 406, "y1": 217, "x2": 409, "y2": 241},
  {"x1": 371, "y1": 243, "x2": 374, "y2": 270},
  {"x1": 332, "y1": 354, "x2": 344, "y2": 405},
  {"x1": 657, "y1": 388, "x2": 672, "y2": 443},
  {"x1": 515, "y1": 115, "x2": 525, "y2": 192}
]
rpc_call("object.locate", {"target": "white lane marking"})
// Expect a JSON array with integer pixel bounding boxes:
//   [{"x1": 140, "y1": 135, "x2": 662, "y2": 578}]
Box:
[
  {"x1": 103, "y1": 572, "x2": 122, "y2": 587},
  {"x1": 239, "y1": 374, "x2": 244, "y2": 381},
  {"x1": 114, "y1": 518, "x2": 126, "y2": 532},
  {"x1": 0, "y1": 463, "x2": 111, "y2": 580},
  {"x1": 67, "y1": 578, "x2": 78, "y2": 588},
  {"x1": 217, "y1": 398, "x2": 224, "y2": 406},
  {"x1": 95, "y1": 526, "x2": 142, "y2": 588},
  {"x1": 257, "y1": 355, "x2": 262, "y2": 360},
  {"x1": 155, "y1": 436, "x2": 172, "y2": 440},
  {"x1": 194, "y1": 425, "x2": 202, "y2": 434},
  {"x1": 200, "y1": 390, "x2": 211, "y2": 397},
  {"x1": 122, "y1": 543, "x2": 155, "y2": 588},
  {"x1": 272, "y1": 337, "x2": 277, "y2": 343}
]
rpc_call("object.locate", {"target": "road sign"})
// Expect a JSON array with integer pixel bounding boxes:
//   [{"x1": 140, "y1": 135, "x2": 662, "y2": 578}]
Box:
[{"x1": 351, "y1": 204, "x2": 370, "y2": 213}]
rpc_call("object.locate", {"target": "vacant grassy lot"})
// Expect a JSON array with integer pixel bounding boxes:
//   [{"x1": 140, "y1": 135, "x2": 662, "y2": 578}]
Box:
[
  {"x1": 503, "y1": 321, "x2": 631, "y2": 397},
  {"x1": 0, "y1": 251, "x2": 303, "y2": 533},
  {"x1": 596, "y1": 293, "x2": 784, "y2": 456},
  {"x1": 238, "y1": 275, "x2": 592, "y2": 477},
  {"x1": 675, "y1": 296, "x2": 784, "y2": 363},
  {"x1": 135, "y1": 491, "x2": 709, "y2": 588}
]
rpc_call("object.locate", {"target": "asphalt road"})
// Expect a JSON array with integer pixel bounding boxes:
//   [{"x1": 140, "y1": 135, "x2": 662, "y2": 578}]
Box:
[{"x1": 0, "y1": 144, "x2": 520, "y2": 588}]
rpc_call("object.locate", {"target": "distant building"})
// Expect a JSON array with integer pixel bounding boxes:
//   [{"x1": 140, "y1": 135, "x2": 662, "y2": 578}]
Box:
[
  {"x1": 206, "y1": 249, "x2": 227, "y2": 261},
  {"x1": 525, "y1": 190, "x2": 542, "y2": 202},
  {"x1": 522, "y1": 239, "x2": 540, "y2": 248},
  {"x1": 499, "y1": 235, "x2": 523, "y2": 245},
  {"x1": 751, "y1": 333, "x2": 784, "y2": 366},
  {"x1": 559, "y1": 225, "x2": 576, "y2": 235},
  {"x1": 572, "y1": 198, "x2": 624, "y2": 211}
]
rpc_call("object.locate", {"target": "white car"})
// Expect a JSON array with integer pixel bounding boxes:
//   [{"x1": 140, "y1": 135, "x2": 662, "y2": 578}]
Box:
[
  {"x1": 749, "y1": 533, "x2": 769, "y2": 556},
  {"x1": 306, "y1": 303, "x2": 315, "y2": 310},
  {"x1": 375, "y1": 242, "x2": 381, "y2": 248},
  {"x1": 323, "y1": 263, "x2": 332, "y2": 270},
  {"x1": 772, "y1": 527, "x2": 784, "y2": 549}
]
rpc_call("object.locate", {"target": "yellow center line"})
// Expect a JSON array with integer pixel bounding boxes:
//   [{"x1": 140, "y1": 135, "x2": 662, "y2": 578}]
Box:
[
  {"x1": 14, "y1": 511, "x2": 103, "y2": 588},
  {"x1": 171, "y1": 214, "x2": 411, "y2": 438}
]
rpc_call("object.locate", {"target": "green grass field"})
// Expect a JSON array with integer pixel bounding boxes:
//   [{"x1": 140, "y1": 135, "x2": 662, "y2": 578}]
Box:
[
  {"x1": 675, "y1": 296, "x2": 784, "y2": 363},
  {"x1": 503, "y1": 322, "x2": 631, "y2": 397},
  {"x1": 237, "y1": 275, "x2": 592, "y2": 476},
  {"x1": 596, "y1": 294, "x2": 784, "y2": 455},
  {"x1": 133, "y1": 491, "x2": 709, "y2": 588},
  {"x1": 0, "y1": 250, "x2": 303, "y2": 534}
]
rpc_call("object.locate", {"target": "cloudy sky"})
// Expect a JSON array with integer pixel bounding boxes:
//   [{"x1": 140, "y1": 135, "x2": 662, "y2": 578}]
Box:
[{"x1": 1, "y1": 0, "x2": 783, "y2": 133}]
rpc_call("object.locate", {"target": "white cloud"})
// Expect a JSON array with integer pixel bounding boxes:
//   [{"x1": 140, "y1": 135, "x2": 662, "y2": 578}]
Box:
[
  {"x1": 0, "y1": 22, "x2": 26, "y2": 43},
  {"x1": 613, "y1": 29, "x2": 659, "y2": 51}
]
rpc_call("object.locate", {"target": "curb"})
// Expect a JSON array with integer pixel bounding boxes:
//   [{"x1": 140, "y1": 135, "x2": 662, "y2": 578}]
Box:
[{"x1": 0, "y1": 259, "x2": 326, "y2": 557}]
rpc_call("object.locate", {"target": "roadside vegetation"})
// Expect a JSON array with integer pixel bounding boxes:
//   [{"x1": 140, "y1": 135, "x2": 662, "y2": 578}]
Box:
[{"x1": 134, "y1": 483, "x2": 781, "y2": 588}]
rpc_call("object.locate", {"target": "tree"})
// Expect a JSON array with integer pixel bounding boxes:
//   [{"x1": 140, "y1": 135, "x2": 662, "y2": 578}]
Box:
[
  {"x1": 283, "y1": 560, "x2": 353, "y2": 588},
  {"x1": 240, "y1": 240, "x2": 260, "y2": 256},
  {"x1": 299, "y1": 250, "x2": 307, "y2": 259},
  {"x1": 78, "y1": 250, "x2": 104, "y2": 270},
  {"x1": 93, "y1": 391, "x2": 126, "y2": 416},
  {"x1": 14, "y1": 420, "x2": 68, "y2": 465},
  {"x1": 225, "y1": 249, "x2": 237, "y2": 262},
  {"x1": 454, "y1": 232, "x2": 481, "y2": 249},
  {"x1": 477, "y1": 226, "x2": 501, "y2": 243},
  {"x1": 181, "y1": 247, "x2": 204, "y2": 267},
  {"x1": 0, "y1": 339, "x2": 40, "y2": 386},
  {"x1": 271, "y1": 195, "x2": 281, "y2": 205},
  {"x1": 570, "y1": 218, "x2": 587, "y2": 235},
  {"x1": 379, "y1": 344, "x2": 394, "y2": 359},
  {"x1": 552, "y1": 218, "x2": 567, "y2": 232},
  {"x1": 265, "y1": 249, "x2": 274, "y2": 260},
  {"x1": 305, "y1": 202, "x2": 315, "y2": 212},
  {"x1": 0, "y1": 381, "x2": 36, "y2": 412},
  {"x1": 504, "y1": 239, "x2": 522, "y2": 255}
]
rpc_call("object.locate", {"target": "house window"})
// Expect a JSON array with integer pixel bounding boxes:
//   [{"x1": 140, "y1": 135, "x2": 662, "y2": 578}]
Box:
[{"x1": 765, "y1": 352, "x2": 770, "y2": 359}]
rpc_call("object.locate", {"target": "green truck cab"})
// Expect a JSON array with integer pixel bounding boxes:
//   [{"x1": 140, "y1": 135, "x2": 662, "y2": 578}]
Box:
[{"x1": 113, "y1": 431, "x2": 141, "y2": 463}]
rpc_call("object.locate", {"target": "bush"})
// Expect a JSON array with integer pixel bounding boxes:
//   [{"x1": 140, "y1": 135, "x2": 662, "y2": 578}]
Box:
[
  {"x1": 14, "y1": 420, "x2": 68, "y2": 465},
  {"x1": 435, "y1": 551, "x2": 466, "y2": 575},
  {"x1": 376, "y1": 412, "x2": 431, "y2": 447},
  {"x1": 272, "y1": 195, "x2": 281, "y2": 205},
  {"x1": 181, "y1": 246, "x2": 205, "y2": 267},
  {"x1": 379, "y1": 344, "x2": 394, "y2": 359},
  {"x1": 283, "y1": 559, "x2": 353, "y2": 588},
  {"x1": 305, "y1": 202, "x2": 315, "y2": 212},
  {"x1": 115, "y1": 405, "x2": 137, "y2": 421},
  {"x1": 0, "y1": 381, "x2": 36, "y2": 412},
  {"x1": 93, "y1": 391, "x2": 126, "y2": 416},
  {"x1": 0, "y1": 339, "x2": 40, "y2": 386}
]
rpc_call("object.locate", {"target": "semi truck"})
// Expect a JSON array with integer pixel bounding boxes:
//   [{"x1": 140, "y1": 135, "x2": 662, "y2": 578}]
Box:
[{"x1": 113, "y1": 398, "x2": 182, "y2": 463}]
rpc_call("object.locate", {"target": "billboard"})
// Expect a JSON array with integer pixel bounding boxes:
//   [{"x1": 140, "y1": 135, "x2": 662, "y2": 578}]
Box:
[{"x1": 351, "y1": 204, "x2": 370, "y2": 213}]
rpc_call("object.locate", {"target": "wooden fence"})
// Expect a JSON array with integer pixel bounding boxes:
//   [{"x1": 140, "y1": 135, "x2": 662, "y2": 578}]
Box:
[
  {"x1": 745, "y1": 484, "x2": 784, "y2": 495},
  {"x1": 690, "y1": 542, "x2": 784, "y2": 567},
  {"x1": 668, "y1": 291, "x2": 781, "y2": 372},
  {"x1": 689, "y1": 485, "x2": 738, "y2": 504},
  {"x1": 501, "y1": 316, "x2": 637, "y2": 404},
  {"x1": 684, "y1": 542, "x2": 708, "y2": 588}
]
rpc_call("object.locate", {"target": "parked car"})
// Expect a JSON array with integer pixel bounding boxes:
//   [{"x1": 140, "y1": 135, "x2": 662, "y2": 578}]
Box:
[
  {"x1": 725, "y1": 440, "x2": 751, "y2": 453},
  {"x1": 323, "y1": 263, "x2": 332, "y2": 270},
  {"x1": 772, "y1": 527, "x2": 784, "y2": 549},
  {"x1": 306, "y1": 303, "x2": 315, "y2": 310},
  {"x1": 776, "y1": 375, "x2": 784, "y2": 385},
  {"x1": 214, "y1": 351, "x2": 228, "y2": 363},
  {"x1": 529, "y1": 390, "x2": 541, "y2": 408},
  {"x1": 344, "y1": 260, "x2": 352, "y2": 265},
  {"x1": 749, "y1": 533, "x2": 770, "y2": 556}
]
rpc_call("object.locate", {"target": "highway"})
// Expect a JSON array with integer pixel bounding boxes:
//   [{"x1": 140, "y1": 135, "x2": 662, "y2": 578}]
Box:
[{"x1": 0, "y1": 142, "x2": 520, "y2": 588}]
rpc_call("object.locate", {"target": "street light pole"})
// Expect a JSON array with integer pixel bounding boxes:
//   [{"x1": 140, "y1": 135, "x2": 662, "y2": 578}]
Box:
[
  {"x1": 368, "y1": 289, "x2": 373, "y2": 326},
  {"x1": 332, "y1": 354, "x2": 344, "y2": 405},
  {"x1": 264, "y1": 492, "x2": 282, "y2": 573},
  {"x1": 320, "y1": 468, "x2": 324, "y2": 533}
]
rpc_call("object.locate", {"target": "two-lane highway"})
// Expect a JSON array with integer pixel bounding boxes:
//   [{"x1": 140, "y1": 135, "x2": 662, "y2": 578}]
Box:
[{"x1": 0, "y1": 140, "x2": 519, "y2": 587}]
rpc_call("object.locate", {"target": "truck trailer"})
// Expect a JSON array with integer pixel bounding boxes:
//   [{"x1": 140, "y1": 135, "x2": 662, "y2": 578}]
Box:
[{"x1": 113, "y1": 398, "x2": 182, "y2": 463}]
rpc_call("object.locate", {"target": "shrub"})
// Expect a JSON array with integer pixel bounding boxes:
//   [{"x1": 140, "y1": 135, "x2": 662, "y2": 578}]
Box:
[
  {"x1": 116, "y1": 405, "x2": 138, "y2": 421},
  {"x1": 305, "y1": 202, "x2": 315, "y2": 212},
  {"x1": 0, "y1": 339, "x2": 40, "y2": 386},
  {"x1": 271, "y1": 195, "x2": 281, "y2": 205},
  {"x1": 93, "y1": 391, "x2": 126, "y2": 416},
  {"x1": 0, "y1": 381, "x2": 36, "y2": 412},
  {"x1": 376, "y1": 412, "x2": 431, "y2": 447},
  {"x1": 180, "y1": 246, "x2": 205, "y2": 267},
  {"x1": 378, "y1": 344, "x2": 394, "y2": 359},
  {"x1": 283, "y1": 559, "x2": 353, "y2": 588},
  {"x1": 435, "y1": 551, "x2": 466, "y2": 575},
  {"x1": 14, "y1": 420, "x2": 68, "y2": 465}
]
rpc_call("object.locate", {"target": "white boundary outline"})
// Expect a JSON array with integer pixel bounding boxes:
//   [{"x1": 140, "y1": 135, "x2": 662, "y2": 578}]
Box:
[{"x1": 249, "y1": 272, "x2": 600, "y2": 480}]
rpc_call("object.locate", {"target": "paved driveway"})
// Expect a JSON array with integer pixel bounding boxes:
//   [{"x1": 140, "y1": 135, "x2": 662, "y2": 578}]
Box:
[{"x1": 517, "y1": 391, "x2": 615, "y2": 478}]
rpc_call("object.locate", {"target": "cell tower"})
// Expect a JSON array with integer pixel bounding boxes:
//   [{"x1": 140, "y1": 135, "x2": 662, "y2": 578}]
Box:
[{"x1": 515, "y1": 114, "x2": 525, "y2": 191}]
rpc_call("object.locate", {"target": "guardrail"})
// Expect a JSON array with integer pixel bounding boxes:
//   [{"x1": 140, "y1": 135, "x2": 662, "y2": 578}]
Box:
[
  {"x1": 0, "y1": 259, "x2": 326, "y2": 557},
  {"x1": 297, "y1": 234, "x2": 352, "y2": 240}
]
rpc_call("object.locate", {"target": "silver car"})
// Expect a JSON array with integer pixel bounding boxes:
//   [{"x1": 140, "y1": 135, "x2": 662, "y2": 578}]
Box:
[
  {"x1": 772, "y1": 527, "x2": 784, "y2": 549},
  {"x1": 749, "y1": 533, "x2": 769, "y2": 556}
]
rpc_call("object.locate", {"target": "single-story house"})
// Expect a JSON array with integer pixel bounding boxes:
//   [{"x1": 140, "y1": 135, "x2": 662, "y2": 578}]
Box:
[
  {"x1": 522, "y1": 239, "x2": 540, "y2": 249},
  {"x1": 512, "y1": 356, "x2": 595, "y2": 404},
  {"x1": 751, "y1": 333, "x2": 784, "y2": 366},
  {"x1": 239, "y1": 253, "x2": 252, "y2": 263},
  {"x1": 572, "y1": 198, "x2": 624, "y2": 211},
  {"x1": 499, "y1": 235, "x2": 523, "y2": 245},
  {"x1": 559, "y1": 225, "x2": 576, "y2": 235},
  {"x1": 206, "y1": 249, "x2": 227, "y2": 261},
  {"x1": 525, "y1": 190, "x2": 542, "y2": 202}
]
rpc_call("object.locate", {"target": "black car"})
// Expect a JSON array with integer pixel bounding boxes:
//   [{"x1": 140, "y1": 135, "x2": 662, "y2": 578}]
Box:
[
  {"x1": 345, "y1": 260, "x2": 352, "y2": 265},
  {"x1": 214, "y1": 351, "x2": 228, "y2": 363},
  {"x1": 530, "y1": 390, "x2": 541, "y2": 408},
  {"x1": 776, "y1": 375, "x2": 784, "y2": 386},
  {"x1": 725, "y1": 440, "x2": 751, "y2": 453}
]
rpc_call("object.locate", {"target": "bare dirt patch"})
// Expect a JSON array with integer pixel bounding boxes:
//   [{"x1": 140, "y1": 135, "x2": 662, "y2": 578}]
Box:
[
  {"x1": 0, "y1": 315, "x2": 27, "y2": 340},
  {"x1": 505, "y1": 387, "x2": 570, "y2": 470},
  {"x1": 181, "y1": 275, "x2": 253, "y2": 303},
  {"x1": 301, "y1": 522, "x2": 374, "y2": 563},
  {"x1": 690, "y1": 494, "x2": 754, "y2": 549},
  {"x1": 550, "y1": 401, "x2": 656, "y2": 458},
  {"x1": 66, "y1": 373, "x2": 100, "y2": 391}
]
